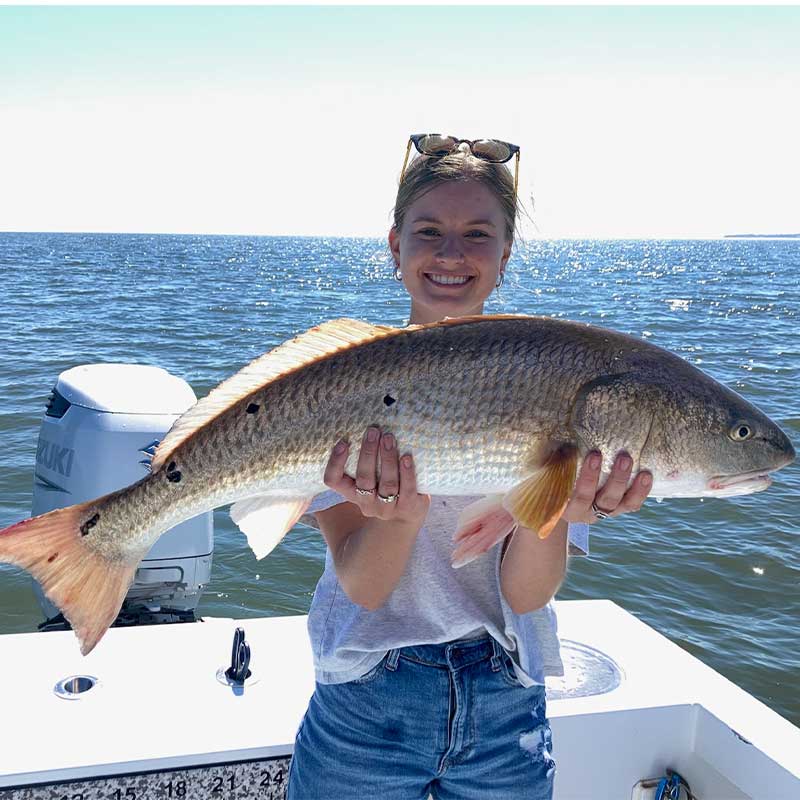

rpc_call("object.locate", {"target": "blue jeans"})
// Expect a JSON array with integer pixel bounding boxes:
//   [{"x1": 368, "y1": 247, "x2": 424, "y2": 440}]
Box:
[{"x1": 287, "y1": 636, "x2": 555, "y2": 799}]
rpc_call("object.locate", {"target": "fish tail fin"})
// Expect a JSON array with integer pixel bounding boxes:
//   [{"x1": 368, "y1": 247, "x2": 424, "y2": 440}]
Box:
[{"x1": 0, "y1": 500, "x2": 137, "y2": 655}]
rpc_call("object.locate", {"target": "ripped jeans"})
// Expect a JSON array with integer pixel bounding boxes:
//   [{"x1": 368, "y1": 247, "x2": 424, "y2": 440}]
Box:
[{"x1": 287, "y1": 636, "x2": 555, "y2": 800}]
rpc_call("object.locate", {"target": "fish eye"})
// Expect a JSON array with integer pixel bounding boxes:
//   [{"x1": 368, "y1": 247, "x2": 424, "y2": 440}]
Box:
[{"x1": 730, "y1": 423, "x2": 753, "y2": 441}]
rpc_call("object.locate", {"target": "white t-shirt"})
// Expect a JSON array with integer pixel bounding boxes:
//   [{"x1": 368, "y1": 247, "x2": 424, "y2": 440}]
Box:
[{"x1": 302, "y1": 491, "x2": 590, "y2": 686}]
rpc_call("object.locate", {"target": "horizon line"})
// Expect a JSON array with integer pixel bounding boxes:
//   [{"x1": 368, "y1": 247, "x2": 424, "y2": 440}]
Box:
[{"x1": 4, "y1": 230, "x2": 798, "y2": 242}]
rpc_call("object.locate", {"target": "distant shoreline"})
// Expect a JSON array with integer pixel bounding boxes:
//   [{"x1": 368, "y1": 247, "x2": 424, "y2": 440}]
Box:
[
  {"x1": 1, "y1": 231, "x2": 799, "y2": 241},
  {"x1": 724, "y1": 234, "x2": 800, "y2": 239}
]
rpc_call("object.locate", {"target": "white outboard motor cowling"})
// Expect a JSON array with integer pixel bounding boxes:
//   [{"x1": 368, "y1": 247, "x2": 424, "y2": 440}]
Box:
[{"x1": 31, "y1": 364, "x2": 214, "y2": 627}]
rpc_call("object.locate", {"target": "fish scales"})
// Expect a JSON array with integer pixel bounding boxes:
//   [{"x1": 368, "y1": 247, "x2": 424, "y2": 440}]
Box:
[
  {"x1": 21, "y1": 318, "x2": 790, "y2": 540},
  {"x1": 0, "y1": 315, "x2": 793, "y2": 654},
  {"x1": 179, "y1": 320, "x2": 555, "y2": 500}
]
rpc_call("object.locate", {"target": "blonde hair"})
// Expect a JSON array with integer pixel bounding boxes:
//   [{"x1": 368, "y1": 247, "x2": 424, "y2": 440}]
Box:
[{"x1": 392, "y1": 152, "x2": 518, "y2": 242}]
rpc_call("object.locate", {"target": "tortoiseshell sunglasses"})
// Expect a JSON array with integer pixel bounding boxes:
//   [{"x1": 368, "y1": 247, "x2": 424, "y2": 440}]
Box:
[{"x1": 399, "y1": 134, "x2": 520, "y2": 198}]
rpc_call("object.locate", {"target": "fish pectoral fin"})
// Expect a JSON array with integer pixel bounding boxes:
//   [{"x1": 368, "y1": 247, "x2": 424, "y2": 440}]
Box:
[
  {"x1": 230, "y1": 495, "x2": 312, "y2": 560},
  {"x1": 451, "y1": 495, "x2": 517, "y2": 568},
  {"x1": 503, "y1": 445, "x2": 578, "y2": 539}
]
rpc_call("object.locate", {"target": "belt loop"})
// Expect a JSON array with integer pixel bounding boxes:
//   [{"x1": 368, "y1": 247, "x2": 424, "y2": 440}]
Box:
[
  {"x1": 489, "y1": 638, "x2": 502, "y2": 672},
  {"x1": 386, "y1": 648, "x2": 401, "y2": 671}
]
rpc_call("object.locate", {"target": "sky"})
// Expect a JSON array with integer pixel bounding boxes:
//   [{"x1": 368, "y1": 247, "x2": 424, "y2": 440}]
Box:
[{"x1": 1, "y1": 5, "x2": 799, "y2": 239}]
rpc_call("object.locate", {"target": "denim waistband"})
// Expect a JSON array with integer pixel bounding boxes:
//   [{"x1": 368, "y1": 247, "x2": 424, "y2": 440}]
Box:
[{"x1": 388, "y1": 636, "x2": 504, "y2": 672}]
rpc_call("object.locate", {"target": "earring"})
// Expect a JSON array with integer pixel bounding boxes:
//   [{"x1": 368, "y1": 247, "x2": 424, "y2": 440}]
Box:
[
  {"x1": 495, "y1": 271, "x2": 505, "y2": 289},
  {"x1": 393, "y1": 264, "x2": 403, "y2": 282}
]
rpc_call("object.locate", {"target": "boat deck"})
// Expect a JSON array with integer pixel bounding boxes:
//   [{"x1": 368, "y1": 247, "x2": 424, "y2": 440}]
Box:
[{"x1": 1, "y1": 600, "x2": 798, "y2": 799}]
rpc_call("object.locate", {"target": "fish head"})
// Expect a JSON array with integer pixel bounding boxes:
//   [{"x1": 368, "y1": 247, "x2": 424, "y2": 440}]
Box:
[
  {"x1": 572, "y1": 366, "x2": 795, "y2": 499},
  {"x1": 637, "y1": 374, "x2": 795, "y2": 498}
]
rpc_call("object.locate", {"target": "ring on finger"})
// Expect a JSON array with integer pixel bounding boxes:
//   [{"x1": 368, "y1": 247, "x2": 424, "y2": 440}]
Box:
[
  {"x1": 377, "y1": 492, "x2": 398, "y2": 504},
  {"x1": 591, "y1": 501, "x2": 613, "y2": 521},
  {"x1": 355, "y1": 486, "x2": 375, "y2": 497}
]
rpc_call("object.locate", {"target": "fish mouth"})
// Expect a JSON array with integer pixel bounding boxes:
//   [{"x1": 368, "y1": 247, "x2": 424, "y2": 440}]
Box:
[{"x1": 708, "y1": 470, "x2": 774, "y2": 494}]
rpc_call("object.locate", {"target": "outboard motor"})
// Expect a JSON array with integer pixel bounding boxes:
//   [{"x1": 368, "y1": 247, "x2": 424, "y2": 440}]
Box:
[{"x1": 31, "y1": 364, "x2": 214, "y2": 629}]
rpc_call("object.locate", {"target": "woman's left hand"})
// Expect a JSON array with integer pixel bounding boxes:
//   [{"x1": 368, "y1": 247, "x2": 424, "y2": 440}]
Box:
[{"x1": 561, "y1": 451, "x2": 652, "y2": 525}]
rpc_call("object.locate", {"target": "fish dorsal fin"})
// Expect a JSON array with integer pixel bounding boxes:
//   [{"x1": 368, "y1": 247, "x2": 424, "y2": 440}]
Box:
[
  {"x1": 151, "y1": 314, "x2": 531, "y2": 471},
  {"x1": 152, "y1": 318, "x2": 397, "y2": 471},
  {"x1": 439, "y1": 313, "x2": 530, "y2": 324}
]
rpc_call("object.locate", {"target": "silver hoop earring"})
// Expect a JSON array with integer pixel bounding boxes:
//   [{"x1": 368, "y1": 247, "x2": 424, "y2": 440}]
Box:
[
  {"x1": 495, "y1": 272, "x2": 505, "y2": 289},
  {"x1": 393, "y1": 264, "x2": 403, "y2": 282}
]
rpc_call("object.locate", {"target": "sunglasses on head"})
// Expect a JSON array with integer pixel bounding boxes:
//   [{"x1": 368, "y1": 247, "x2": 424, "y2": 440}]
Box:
[{"x1": 400, "y1": 133, "x2": 521, "y2": 197}]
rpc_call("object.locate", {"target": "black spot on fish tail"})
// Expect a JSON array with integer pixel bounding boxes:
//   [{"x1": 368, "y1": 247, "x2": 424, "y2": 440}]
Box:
[
  {"x1": 167, "y1": 461, "x2": 176, "y2": 472},
  {"x1": 80, "y1": 513, "x2": 100, "y2": 536},
  {"x1": 48, "y1": 552, "x2": 59, "y2": 563},
  {"x1": 383, "y1": 394, "x2": 397, "y2": 407},
  {"x1": 246, "y1": 403, "x2": 260, "y2": 414}
]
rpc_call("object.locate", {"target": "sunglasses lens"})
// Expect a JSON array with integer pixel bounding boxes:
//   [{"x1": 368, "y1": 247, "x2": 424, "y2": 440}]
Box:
[
  {"x1": 417, "y1": 134, "x2": 459, "y2": 156},
  {"x1": 471, "y1": 139, "x2": 513, "y2": 162}
]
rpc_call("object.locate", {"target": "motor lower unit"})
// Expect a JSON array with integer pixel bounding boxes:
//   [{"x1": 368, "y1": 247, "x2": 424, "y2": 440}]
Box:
[{"x1": 31, "y1": 363, "x2": 214, "y2": 628}]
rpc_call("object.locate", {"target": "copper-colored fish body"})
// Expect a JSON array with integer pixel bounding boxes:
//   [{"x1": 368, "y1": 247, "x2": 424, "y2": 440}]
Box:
[{"x1": 0, "y1": 315, "x2": 794, "y2": 653}]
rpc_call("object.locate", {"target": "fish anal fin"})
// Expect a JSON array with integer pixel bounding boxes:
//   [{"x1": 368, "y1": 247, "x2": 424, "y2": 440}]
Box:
[
  {"x1": 504, "y1": 444, "x2": 578, "y2": 539},
  {"x1": 451, "y1": 495, "x2": 517, "y2": 568},
  {"x1": 230, "y1": 495, "x2": 312, "y2": 560},
  {"x1": 152, "y1": 319, "x2": 399, "y2": 471},
  {"x1": 0, "y1": 502, "x2": 138, "y2": 655}
]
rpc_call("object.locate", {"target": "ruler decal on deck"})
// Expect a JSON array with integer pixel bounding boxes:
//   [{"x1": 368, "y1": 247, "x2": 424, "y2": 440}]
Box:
[{"x1": 0, "y1": 757, "x2": 291, "y2": 800}]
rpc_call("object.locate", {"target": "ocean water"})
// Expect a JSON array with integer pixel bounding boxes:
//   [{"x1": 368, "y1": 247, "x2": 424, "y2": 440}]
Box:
[{"x1": 0, "y1": 233, "x2": 797, "y2": 726}]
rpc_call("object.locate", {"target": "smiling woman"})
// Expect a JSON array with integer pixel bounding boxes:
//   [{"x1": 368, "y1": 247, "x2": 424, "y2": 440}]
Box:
[
  {"x1": 389, "y1": 141, "x2": 519, "y2": 324},
  {"x1": 285, "y1": 136, "x2": 654, "y2": 800},
  {"x1": 390, "y1": 181, "x2": 511, "y2": 323}
]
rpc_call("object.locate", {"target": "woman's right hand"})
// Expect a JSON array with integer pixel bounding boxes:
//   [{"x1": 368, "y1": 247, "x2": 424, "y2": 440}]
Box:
[{"x1": 323, "y1": 427, "x2": 431, "y2": 525}]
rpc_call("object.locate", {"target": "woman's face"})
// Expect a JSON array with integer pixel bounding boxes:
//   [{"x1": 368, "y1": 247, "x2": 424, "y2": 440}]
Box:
[{"x1": 389, "y1": 180, "x2": 512, "y2": 324}]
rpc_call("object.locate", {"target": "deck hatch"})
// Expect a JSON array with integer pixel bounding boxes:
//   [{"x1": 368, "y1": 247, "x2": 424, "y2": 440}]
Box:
[{"x1": 545, "y1": 640, "x2": 622, "y2": 700}]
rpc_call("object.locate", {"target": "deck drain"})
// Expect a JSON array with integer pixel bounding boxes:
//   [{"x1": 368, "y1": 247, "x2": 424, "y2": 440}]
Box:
[
  {"x1": 54, "y1": 674, "x2": 100, "y2": 700},
  {"x1": 545, "y1": 640, "x2": 623, "y2": 700}
]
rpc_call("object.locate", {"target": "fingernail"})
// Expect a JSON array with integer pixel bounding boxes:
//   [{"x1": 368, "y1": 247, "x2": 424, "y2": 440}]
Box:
[
  {"x1": 383, "y1": 434, "x2": 394, "y2": 450},
  {"x1": 333, "y1": 440, "x2": 348, "y2": 455},
  {"x1": 641, "y1": 472, "x2": 653, "y2": 488},
  {"x1": 401, "y1": 455, "x2": 412, "y2": 469},
  {"x1": 589, "y1": 453, "x2": 601, "y2": 470},
  {"x1": 618, "y1": 453, "x2": 632, "y2": 470},
  {"x1": 366, "y1": 428, "x2": 379, "y2": 443}
]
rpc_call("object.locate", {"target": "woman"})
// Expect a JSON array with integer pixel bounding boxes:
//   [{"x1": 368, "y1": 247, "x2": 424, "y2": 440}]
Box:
[{"x1": 287, "y1": 135, "x2": 652, "y2": 799}]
